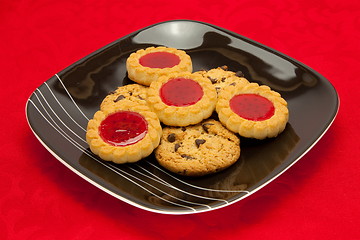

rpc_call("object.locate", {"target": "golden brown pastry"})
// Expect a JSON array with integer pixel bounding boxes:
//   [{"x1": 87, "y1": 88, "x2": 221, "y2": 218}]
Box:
[
  {"x1": 86, "y1": 100, "x2": 162, "y2": 163},
  {"x1": 146, "y1": 72, "x2": 217, "y2": 126},
  {"x1": 126, "y1": 46, "x2": 192, "y2": 86},
  {"x1": 216, "y1": 82, "x2": 289, "y2": 139}
]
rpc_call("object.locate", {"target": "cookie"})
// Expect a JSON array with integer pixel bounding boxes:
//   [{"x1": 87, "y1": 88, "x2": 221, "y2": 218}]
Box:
[
  {"x1": 195, "y1": 66, "x2": 249, "y2": 94},
  {"x1": 155, "y1": 119, "x2": 240, "y2": 177},
  {"x1": 100, "y1": 84, "x2": 148, "y2": 110},
  {"x1": 126, "y1": 46, "x2": 192, "y2": 86},
  {"x1": 216, "y1": 82, "x2": 289, "y2": 139},
  {"x1": 146, "y1": 72, "x2": 217, "y2": 127},
  {"x1": 86, "y1": 100, "x2": 162, "y2": 164}
]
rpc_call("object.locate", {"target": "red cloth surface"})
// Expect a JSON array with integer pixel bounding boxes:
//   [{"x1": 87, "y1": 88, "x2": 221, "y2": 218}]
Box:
[{"x1": 1, "y1": 0, "x2": 359, "y2": 239}]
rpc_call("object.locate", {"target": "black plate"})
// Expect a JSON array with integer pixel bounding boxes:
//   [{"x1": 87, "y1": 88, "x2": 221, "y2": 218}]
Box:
[{"x1": 26, "y1": 20, "x2": 339, "y2": 214}]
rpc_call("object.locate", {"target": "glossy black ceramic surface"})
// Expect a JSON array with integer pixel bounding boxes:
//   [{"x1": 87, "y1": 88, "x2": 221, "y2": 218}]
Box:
[{"x1": 26, "y1": 20, "x2": 339, "y2": 214}]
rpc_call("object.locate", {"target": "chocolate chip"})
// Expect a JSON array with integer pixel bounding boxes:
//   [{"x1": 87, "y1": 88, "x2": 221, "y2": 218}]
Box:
[
  {"x1": 202, "y1": 123, "x2": 214, "y2": 133},
  {"x1": 114, "y1": 95, "x2": 125, "y2": 102},
  {"x1": 221, "y1": 77, "x2": 226, "y2": 82},
  {"x1": 207, "y1": 76, "x2": 217, "y2": 84},
  {"x1": 235, "y1": 71, "x2": 244, "y2": 77},
  {"x1": 195, "y1": 139, "x2": 206, "y2": 148},
  {"x1": 181, "y1": 154, "x2": 194, "y2": 159},
  {"x1": 230, "y1": 82, "x2": 236, "y2": 86},
  {"x1": 167, "y1": 133, "x2": 176, "y2": 142},
  {"x1": 174, "y1": 143, "x2": 180, "y2": 152},
  {"x1": 128, "y1": 91, "x2": 133, "y2": 96}
]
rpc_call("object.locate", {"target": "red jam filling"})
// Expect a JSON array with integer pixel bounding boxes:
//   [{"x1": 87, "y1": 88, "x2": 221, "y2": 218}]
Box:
[
  {"x1": 99, "y1": 111, "x2": 148, "y2": 146},
  {"x1": 230, "y1": 94, "x2": 275, "y2": 121},
  {"x1": 160, "y1": 78, "x2": 204, "y2": 107},
  {"x1": 139, "y1": 52, "x2": 180, "y2": 69}
]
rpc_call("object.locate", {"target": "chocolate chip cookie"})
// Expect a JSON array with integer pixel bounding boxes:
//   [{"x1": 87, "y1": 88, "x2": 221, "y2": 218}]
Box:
[
  {"x1": 100, "y1": 84, "x2": 148, "y2": 110},
  {"x1": 195, "y1": 66, "x2": 250, "y2": 94},
  {"x1": 155, "y1": 119, "x2": 240, "y2": 176}
]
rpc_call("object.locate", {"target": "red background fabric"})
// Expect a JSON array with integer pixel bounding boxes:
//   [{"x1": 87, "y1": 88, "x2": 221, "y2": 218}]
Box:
[{"x1": 1, "y1": 0, "x2": 359, "y2": 239}]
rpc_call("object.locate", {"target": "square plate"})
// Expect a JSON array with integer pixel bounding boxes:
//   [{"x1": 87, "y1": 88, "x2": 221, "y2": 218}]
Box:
[{"x1": 26, "y1": 20, "x2": 339, "y2": 214}]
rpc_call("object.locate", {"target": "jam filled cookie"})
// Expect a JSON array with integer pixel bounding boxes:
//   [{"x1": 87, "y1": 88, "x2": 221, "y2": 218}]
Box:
[
  {"x1": 146, "y1": 72, "x2": 217, "y2": 127},
  {"x1": 155, "y1": 119, "x2": 240, "y2": 177},
  {"x1": 126, "y1": 46, "x2": 192, "y2": 86},
  {"x1": 86, "y1": 100, "x2": 162, "y2": 164},
  {"x1": 195, "y1": 66, "x2": 250, "y2": 94},
  {"x1": 216, "y1": 83, "x2": 289, "y2": 139},
  {"x1": 100, "y1": 84, "x2": 148, "y2": 110}
]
